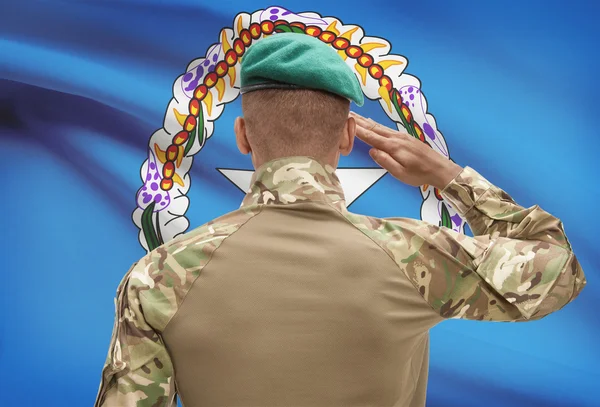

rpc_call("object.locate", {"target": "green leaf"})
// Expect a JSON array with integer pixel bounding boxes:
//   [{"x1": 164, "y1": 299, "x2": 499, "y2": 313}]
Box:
[
  {"x1": 391, "y1": 90, "x2": 418, "y2": 139},
  {"x1": 440, "y1": 202, "x2": 452, "y2": 229},
  {"x1": 155, "y1": 210, "x2": 164, "y2": 247},
  {"x1": 290, "y1": 26, "x2": 305, "y2": 34},
  {"x1": 183, "y1": 131, "x2": 196, "y2": 157},
  {"x1": 274, "y1": 25, "x2": 293, "y2": 33},
  {"x1": 184, "y1": 105, "x2": 204, "y2": 156},
  {"x1": 141, "y1": 202, "x2": 161, "y2": 251}
]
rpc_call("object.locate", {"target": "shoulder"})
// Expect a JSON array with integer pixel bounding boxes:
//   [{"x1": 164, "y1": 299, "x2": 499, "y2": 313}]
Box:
[
  {"x1": 124, "y1": 204, "x2": 264, "y2": 330},
  {"x1": 162, "y1": 204, "x2": 263, "y2": 258},
  {"x1": 340, "y1": 208, "x2": 430, "y2": 249},
  {"x1": 339, "y1": 210, "x2": 446, "y2": 315},
  {"x1": 337, "y1": 209, "x2": 422, "y2": 266},
  {"x1": 339, "y1": 209, "x2": 477, "y2": 284},
  {"x1": 341, "y1": 208, "x2": 482, "y2": 260}
]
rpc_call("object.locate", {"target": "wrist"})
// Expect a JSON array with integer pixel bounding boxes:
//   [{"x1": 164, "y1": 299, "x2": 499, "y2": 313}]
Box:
[{"x1": 431, "y1": 162, "x2": 463, "y2": 190}]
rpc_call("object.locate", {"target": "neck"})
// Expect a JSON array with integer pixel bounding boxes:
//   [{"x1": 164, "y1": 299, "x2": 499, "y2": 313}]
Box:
[
  {"x1": 251, "y1": 150, "x2": 339, "y2": 170},
  {"x1": 240, "y1": 155, "x2": 347, "y2": 211}
]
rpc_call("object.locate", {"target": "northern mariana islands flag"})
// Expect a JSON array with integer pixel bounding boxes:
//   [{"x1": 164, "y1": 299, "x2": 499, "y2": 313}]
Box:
[{"x1": 0, "y1": 2, "x2": 596, "y2": 407}]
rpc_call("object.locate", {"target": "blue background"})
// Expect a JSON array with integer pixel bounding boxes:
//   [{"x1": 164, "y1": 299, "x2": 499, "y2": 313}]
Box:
[{"x1": 1, "y1": 1, "x2": 598, "y2": 406}]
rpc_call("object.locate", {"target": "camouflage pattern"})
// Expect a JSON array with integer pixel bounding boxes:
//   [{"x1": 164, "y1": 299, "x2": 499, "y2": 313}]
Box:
[
  {"x1": 240, "y1": 156, "x2": 347, "y2": 211},
  {"x1": 96, "y1": 155, "x2": 586, "y2": 405},
  {"x1": 95, "y1": 206, "x2": 262, "y2": 407},
  {"x1": 242, "y1": 157, "x2": 586, "y2": 321}
]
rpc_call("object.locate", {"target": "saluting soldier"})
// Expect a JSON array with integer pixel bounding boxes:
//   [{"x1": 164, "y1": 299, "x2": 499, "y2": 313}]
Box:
[{"x1": 95, "y1": 33, "x2": 587, "y2": 407}]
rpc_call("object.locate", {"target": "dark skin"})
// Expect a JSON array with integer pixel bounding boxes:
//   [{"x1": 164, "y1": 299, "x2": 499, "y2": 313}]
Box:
[{"x1": 234, "y1": 109, "x2": 462, "y2": 191}]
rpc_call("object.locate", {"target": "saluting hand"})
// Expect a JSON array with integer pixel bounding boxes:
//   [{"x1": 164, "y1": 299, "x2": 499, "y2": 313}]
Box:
[{"x1": 350, "y1": 111, "x2": 463, "y2": 191}]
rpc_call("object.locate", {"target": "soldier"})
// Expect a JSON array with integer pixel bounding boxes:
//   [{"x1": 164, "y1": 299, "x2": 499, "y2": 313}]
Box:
[{"x1": 95, "y1": 33, "x2": 587, "y2": 407}]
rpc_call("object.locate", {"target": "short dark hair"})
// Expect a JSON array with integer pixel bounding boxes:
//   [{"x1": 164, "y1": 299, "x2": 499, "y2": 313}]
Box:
[{"x1": 241, "y1": 88, "x2": 350, "y2": 161}]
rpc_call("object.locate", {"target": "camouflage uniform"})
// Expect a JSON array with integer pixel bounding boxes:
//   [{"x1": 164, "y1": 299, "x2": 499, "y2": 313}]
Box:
[{"x1": 95, "y1": 155, "x2": 586, "y2": 407}]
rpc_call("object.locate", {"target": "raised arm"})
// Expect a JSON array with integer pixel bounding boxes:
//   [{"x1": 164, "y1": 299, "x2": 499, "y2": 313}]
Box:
[
  {"x1": 349, "y1": 112, "x2": 586, "y2": 322},
  {"x1": 443, "y1": 166, "x2": 576, "y2": 248},
  {"x1": 393, "y1": 166, "x2": 585, "y2": 321}
]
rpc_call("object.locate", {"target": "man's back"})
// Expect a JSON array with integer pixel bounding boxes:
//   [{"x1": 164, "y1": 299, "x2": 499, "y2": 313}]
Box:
[
  {"x1": 95, "y1": 156, "x2": 586, "y2": 407},
  {"x1": 164, "y1": 188, "x2": 438, "y2": 406}
]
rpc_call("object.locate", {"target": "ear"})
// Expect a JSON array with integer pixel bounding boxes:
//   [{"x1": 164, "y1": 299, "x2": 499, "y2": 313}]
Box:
[
  {"x1": 339, "y1": 116, "x2": 356, "y2": 156},
  {"x1": 234, "y1": 117, "x2": 251, "y2": 155}
]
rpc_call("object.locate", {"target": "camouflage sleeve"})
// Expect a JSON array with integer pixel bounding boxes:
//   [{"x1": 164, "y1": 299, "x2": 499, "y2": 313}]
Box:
[
  {"x1": 382, "y1": 166, "x2": 586, "y2": 322},
  {"x1": 441, "y1": 166, "x2": 575, "y2": 249},
  {"x1": 94, "y1": 262, "x2": 177, "y2": 407}
]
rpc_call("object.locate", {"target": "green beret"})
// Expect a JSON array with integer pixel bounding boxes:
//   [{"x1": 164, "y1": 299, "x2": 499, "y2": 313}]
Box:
[{"x1": 240, "y1": 32, "x2": 364, "y2": 107}]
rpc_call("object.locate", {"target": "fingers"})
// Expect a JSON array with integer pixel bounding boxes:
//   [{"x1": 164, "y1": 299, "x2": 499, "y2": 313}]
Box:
[
  {"x1": 350, "y1": 111, "x2": 381, "y2": 131},
  {"x1": 369, "y1": 148, "x2": 405, "y2": 177},
  {"x1": 350, "y1": 112, "x2": 395, "y2": 150},
  {"x1": 350, "y1": 112, "x2": 390, "y2": 138},
  {"x1": 355, "y1": 123, "x2": 397, "y2": 151},
  {"x1": 350, "y1": 111, "x2": 411, "y2": 140}
]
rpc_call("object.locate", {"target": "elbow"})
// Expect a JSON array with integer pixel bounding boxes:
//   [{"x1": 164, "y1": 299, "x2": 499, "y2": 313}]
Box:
[
  {"x1": 523, "y1": 252, "x2": 587, "y2": 320},
  {"x1": 565, "y1": 252, "x2": 587, "y2": 302}
]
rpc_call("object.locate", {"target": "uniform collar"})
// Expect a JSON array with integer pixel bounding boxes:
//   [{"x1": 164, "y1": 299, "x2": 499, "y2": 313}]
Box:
[{"x1": 240, "y1": 155, "x2": 347, "y2": 210}]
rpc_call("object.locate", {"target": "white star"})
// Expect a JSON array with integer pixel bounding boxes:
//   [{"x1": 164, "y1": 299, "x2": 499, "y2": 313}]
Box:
[{"x1": 217, "y1": 167, "x2": 387, "y2": 207}]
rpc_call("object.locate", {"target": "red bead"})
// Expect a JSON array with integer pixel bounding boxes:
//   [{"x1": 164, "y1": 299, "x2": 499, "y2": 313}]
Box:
[
  {"x1": 346, "y1": 45, "x2": 363, "y2": 58},
  {"x1": 172, "y1": 131, "x2": 189, "y2": 146},
  {"x1": 358, "y1": 54, "x2": 374, "y2": 67},
  {"x1": 215, "y1": 61, "x2": 228, "y2": 78},
  {"x1": 203, "y1": 72, "x2": 218, "y2": 88},
  {"x1": 188, "y1": 99, "x2": 200, "y2": 117},
  {"x1": 166, "y1": 145, "x2": 178, "y2": 161},
  {"x1": 194, "y1": 85, "x2": 208, "y2": 101},
  {"x1": 161, "y1": 178, "x2": 174, "y2": 191},
  {"x1": 368, "y1": 64, "x2": 383, "y2": 79},
  {"x1": 249, "y1": 23, "x2": 261, "y2": 39},
  {"x1": 239, "y1": 29, "x2": 252, "y2": 46},
  {"x1": 261, "y1": 21, "x2": 274, "y2": 34},
  {"x1": 379, "y1": 76, "x2": 393, "y2": 92},
  {"x1": 225, "y1": 49, "x2": 238, "y2": 66},
  {"x1": 332, "y1": 38, "x2": 350, "y2": 50},
  {"x1": 319, "y1": 31, "x2": 336, "y2": 43},
  {"x1": 162, "y1": 161, "x2": 175, "y2": 178},
  {"x1": 305, "y1": 26, "x2": 322, "y2": 37},
  {"x1": 184, "y1": 115, "x2": 196, "y2": 132},
  {"x1": 233, "y1": 39, "x2": 245, "y2": 56}
]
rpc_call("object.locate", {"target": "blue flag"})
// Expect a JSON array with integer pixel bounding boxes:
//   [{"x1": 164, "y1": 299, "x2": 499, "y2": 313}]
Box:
[{"x1": 1, "y1": 1, "x2": 598, "y2": 406}]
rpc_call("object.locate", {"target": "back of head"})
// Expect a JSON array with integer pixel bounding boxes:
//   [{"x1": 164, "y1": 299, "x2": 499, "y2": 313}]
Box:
[
  {"x1": 241, "y1": 88, "x2": 350, "y2": 162},
  {"x1": 238, "y1": 33, "x2": 364, "y2": 164}
]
